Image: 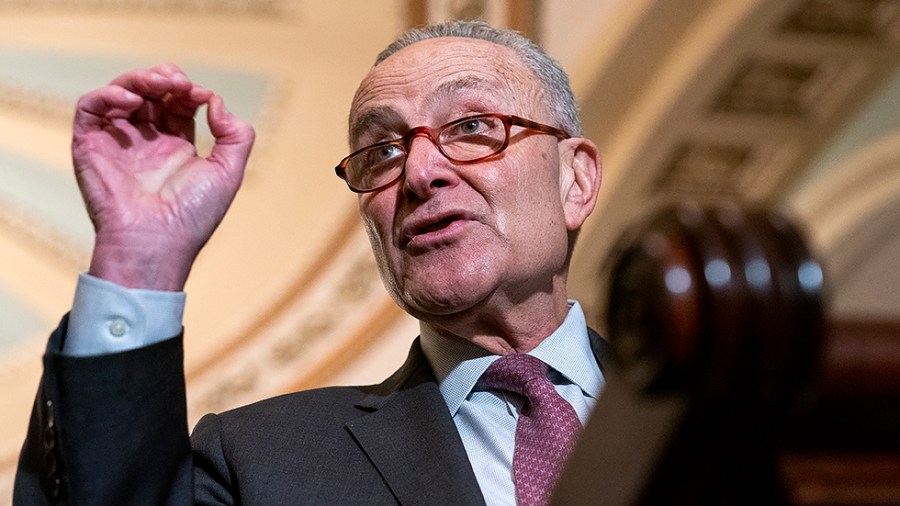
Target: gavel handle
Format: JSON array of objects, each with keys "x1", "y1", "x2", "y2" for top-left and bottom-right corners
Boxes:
[
  {"x1": 785, "y1": 319, "x2": 900, "y2": 452},
  {"x1": 552, "y1": 373, "x2": 688, "y2": 505},
  {"x1": 553, "y1": 369, "x2": 790, "y2": 505},
  {"x1": 819, "y1": 319, "x2": 900, "y2": 398}
]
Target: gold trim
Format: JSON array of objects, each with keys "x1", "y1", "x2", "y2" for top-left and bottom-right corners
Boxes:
[
  {"x1": 0, "y1": 83, "x2": 72, "y2": 123},
  {"x1": 185, "y1": 207, "x2": 363, "y2": 381},
  {"x1": 284, "y1": 297, "x2": 406, "y2": 392},
  {"x1": 0, "y1": 200, "x2": 90, "y2": 270},
  {"x1": 0, "y1": 0, "x2": 297, "y2": 17}
]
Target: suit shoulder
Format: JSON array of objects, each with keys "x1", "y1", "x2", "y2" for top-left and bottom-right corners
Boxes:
[{"x1": 212, "y1": 384, "x2": 378, "y2": 427}]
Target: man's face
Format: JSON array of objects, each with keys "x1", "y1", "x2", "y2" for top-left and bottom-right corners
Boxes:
[{"x1": 349, "y1": 37, "x2": 573, "y2": 322}]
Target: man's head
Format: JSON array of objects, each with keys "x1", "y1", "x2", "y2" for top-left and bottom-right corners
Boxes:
[
  {"x1": 345, "y1": 20, "x2": 600, "y2": 342},
  {"x1": 374, "y1": 20, "x2": 582, "y2": 138}
]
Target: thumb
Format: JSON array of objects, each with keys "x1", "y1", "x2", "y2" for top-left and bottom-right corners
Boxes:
[{"x1": 206, "y1": 94, "x2": 256, "y2": 182}]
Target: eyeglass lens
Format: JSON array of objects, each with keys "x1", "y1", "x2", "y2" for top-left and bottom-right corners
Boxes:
[{"x1": 343, "y1": 115, "x2": 508, "y2": 192}]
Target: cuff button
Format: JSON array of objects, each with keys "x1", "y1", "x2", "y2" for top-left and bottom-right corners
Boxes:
[{"x1": 108, "y1": 317, "x2": 129, "y2": 338}]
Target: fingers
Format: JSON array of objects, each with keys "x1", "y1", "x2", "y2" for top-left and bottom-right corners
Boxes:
[
  {"x1": 206, "y1": 94, "x2": 256, "y2": 182},
  {"x1": 77, "y1": 64, "x2": 215, "y2": 142},
  {"x1": 74, "y1": 65, "x2": 256, "y2": 172},
  {"x1": 74, "y1": 85, "x2": 144, "y2": 132},
  {"x1": 109, "y1": 64, "x2": 211, "y2": 111},
  {"x1": 121, "y1": 65, "x2": 211, "y2": 122}
]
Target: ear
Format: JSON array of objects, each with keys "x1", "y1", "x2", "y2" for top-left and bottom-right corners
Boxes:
[{"x1": 558, "y1": 137, "x2": 601, "y2": 232}]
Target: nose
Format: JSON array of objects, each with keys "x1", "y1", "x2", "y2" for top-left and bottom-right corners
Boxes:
[{"x1": 402, "y1": 133, "x2": 459, "y2": 199}]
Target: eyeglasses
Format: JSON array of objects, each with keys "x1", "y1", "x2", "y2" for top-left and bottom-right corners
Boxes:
[{"x1": 335, "y1": 113, "x2": 570, "y2": 193}]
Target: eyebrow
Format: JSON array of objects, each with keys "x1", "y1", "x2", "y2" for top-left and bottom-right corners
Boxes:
[
  {"x1": 349, "y1": 75, "x2": 497, "y2": 145},
  {"x1": 349, "y1": 106, "x2": 403, "y2": 146}
]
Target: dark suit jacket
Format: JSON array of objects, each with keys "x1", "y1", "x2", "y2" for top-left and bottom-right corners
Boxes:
[{"x1": 15, "y1": 316, "x2": 608, "y2": 505}]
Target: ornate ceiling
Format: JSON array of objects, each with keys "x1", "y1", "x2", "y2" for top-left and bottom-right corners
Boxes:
[{"x1": 1, "y1": 0, "x2": 898, "y2": 500}]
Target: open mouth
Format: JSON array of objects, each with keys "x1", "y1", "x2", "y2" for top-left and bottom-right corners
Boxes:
[
  {"x1": 402, "y1": 213, "x2": 468, "y2": 247},
  {"x1": 415, "y1": 216, "x2": 459, "y2": 235}
]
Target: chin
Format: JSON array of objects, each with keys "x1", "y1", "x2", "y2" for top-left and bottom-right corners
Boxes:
[
  {"x1": 386, "y1": 251, "x2": 502, "y2": 317},
  {"x1": 400, "y1": 291, "x2": 477, "y2": 318},
  {"x1": 394, "y1": 278, "x2": 494, "y2": 321}
]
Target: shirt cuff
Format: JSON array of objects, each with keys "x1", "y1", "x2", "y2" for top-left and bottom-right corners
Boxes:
[{"x1": 63, "y1": 273, "x2": 186, "y2": 357}]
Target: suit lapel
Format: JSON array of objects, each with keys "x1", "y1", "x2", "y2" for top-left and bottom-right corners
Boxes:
[
  {"x1": 345, "y1": 328, "x2": 606, "y2": 505},
  {"x1": 347, "y1": 340, "x2": 485, "y2": 506}
]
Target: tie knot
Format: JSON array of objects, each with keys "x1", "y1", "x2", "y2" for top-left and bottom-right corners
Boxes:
[{"x1": 482, "y1": 354, "x2": 550, "y2": 396}]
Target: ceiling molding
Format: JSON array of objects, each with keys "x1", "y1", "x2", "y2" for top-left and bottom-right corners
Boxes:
[
  {"x1": 0, "y1": 200, "x2": 89, "y2": 270},
  {"x1": 0, "y1": 83, "x2": 71, "y2": 123},
  {"x1": 570, "y1": 0, "x2": 900, "y2": 326},
  {"x1": 185, "y1": 216, "x2": 398, "y2": 421},
  {"x1": 0, "y1": 0, "x2": 299, "y2": 17},
  {"x1": 788, "y1": 128, "x2": 900, "y2": 289}
]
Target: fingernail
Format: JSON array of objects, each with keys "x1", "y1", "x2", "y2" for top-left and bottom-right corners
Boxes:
[{"x1": 123, "y1": 90, "x2": 140, "y2": 100}]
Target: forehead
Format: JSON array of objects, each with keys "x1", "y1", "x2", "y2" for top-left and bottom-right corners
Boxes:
[{"x1": 349, "y1": 37, "x2": 543, "y2": 140}]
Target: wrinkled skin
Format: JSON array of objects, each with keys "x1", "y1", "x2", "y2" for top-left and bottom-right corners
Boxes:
[
  {"x1": 74, "y1": 63, "x2": 255, "y2": 291},
  {"x1": 350, "y1": 38, "x2": 601, "y2": 354}
]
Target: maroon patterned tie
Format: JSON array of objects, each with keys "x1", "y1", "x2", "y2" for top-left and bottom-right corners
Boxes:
[{"x1": 482, "y1": 354, "x2": 583, "y2": 506}]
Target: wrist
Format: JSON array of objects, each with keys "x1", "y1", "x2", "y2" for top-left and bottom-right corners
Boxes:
[{"x1": 89, "y1": 235, "x2": 197, "y2": 291}]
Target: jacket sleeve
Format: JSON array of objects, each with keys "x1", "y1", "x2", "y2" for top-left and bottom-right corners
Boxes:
[{"x1": 14, "y1": 315, "x2": 193, "y2": 505}]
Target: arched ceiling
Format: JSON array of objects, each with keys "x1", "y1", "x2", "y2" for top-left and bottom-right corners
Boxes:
[
  {"x1": 0, "y1": 0, "x2": 406, "y2": 494},
  {"x1": 1, "y1": 1, "x2": 898, "y2": 500},
  {"x1": 566, "y1": 0, "x2": 900, "y2": 327}
]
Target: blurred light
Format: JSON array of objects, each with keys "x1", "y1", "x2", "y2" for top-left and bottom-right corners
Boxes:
[
  {"x1": 665, "y1": 267, "x2": 692, "y2": 294},
  {"x1": 746, "y1": 258, "x2": 771, "y2": 288},
  {"x1": 705, "y1": 258, "x2": 731, "y2": 287},
  {"x1": 798, "y1": 260, "x2": 823, "y2": 292}
]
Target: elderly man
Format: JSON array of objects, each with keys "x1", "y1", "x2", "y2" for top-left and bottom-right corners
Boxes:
[{"x1": 15, "y1": 20, "x2": 603, "y2": 505}]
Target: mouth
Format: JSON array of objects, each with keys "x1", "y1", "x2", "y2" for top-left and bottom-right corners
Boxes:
[
  {"x1": 400, "y1": 212, "x2": 470, "y2": 248},
  {"x1": 415, "y1": 216, "x2": 460, "y2": 234}
]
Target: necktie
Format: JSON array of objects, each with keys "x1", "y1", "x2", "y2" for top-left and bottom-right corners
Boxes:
[{"x1": 482, "y1": 354, "x2": 582, "y2": 506}]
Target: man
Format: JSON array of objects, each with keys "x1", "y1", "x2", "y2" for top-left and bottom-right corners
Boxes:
[{"x1": 15, "y1": 20, "x2": 603, "y2": 505}]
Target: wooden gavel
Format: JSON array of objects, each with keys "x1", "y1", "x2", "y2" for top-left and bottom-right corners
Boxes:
[{"x1": 553, "y1": 202, "x2": 900, "y2": 505}]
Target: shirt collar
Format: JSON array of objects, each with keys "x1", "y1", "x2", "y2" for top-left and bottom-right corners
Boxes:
[{"x1": 419, "y1": 301, "x2": 603, "y2": 416}]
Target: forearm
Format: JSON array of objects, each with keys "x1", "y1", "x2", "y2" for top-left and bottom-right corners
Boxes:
[
  {"x1": 16, "y1": 273, "x2": 191, "y2": 503},
  {"x1": 15, "y1": 319, "x2": 193, "y2": 505}
]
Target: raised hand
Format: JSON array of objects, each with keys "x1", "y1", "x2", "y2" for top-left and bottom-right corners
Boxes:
[{"x1": 72, "y1": 64, "x2": 255, "y2": 291}]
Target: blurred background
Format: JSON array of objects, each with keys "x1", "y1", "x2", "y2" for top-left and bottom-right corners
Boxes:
[{"x1": 1, "y1": 0, "x2": 898, "y2": 501}]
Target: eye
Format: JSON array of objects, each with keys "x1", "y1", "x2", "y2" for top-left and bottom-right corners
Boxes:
[
  {"x1": 458, "y1": 118, "x2": 484, "y2": 134},
  {"x1": 361, "y1": 142, "x2": 404, "y2": 168},
  {"x1": 445, "y1": 116, "x2": 499, "y2": 140},
  {"x1": 375, "y1": 144, "x2": 402, "y2": 161}
]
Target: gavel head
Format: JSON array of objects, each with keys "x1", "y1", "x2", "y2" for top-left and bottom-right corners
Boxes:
[{"x1": 603, "y1": 202, "x2": 826, "y2": 410}]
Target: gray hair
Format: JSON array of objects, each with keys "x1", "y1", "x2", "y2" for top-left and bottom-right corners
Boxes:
[{"x1": 375, "y1": 20, "x2": 582, "y2": 137}]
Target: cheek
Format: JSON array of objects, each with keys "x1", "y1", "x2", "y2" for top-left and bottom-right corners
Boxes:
[
  {"x1": 504, "y1": 149, "x2": 561, "y2": 209},
  {"x1": 359, "y1": 195, "x2": 397, "y2": 256},
  {"x1": 505, "y1": 151, "x2": 567, "y2": 234},
  {"x1": 359, "y1": 192, "x2": 392, "y2": 229},
  {"x1": 360, "y1": 197, "x2": 404, "y2": 292}
]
